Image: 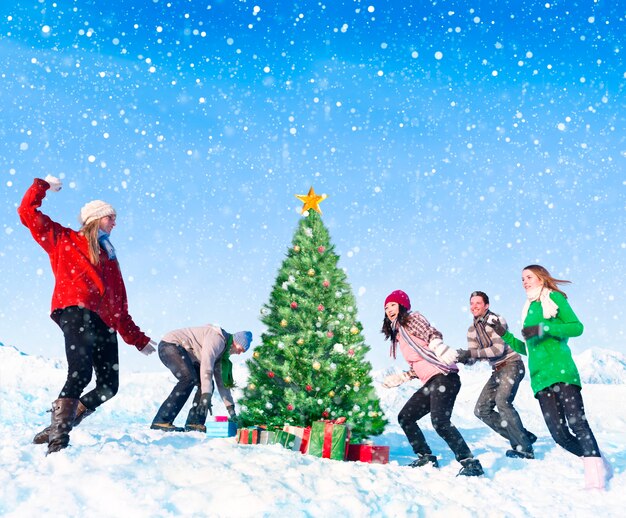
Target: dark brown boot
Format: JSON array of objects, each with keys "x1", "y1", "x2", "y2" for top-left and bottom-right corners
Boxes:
[
  {"x1": 33, "y1": 401, "x2": 94, "y2": 445},
  {"x1": 46, "y1": 398, "x2": 80, "y2": 455}
]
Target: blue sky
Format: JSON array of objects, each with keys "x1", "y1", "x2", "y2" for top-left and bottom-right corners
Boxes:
[{"x1": 1, "y1": 0, "x2": 624, "y2": 372}]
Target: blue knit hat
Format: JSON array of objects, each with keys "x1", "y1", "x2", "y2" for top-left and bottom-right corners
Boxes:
[{"x1": 233, "y1": 331, "x2": 253, "y2": 352}]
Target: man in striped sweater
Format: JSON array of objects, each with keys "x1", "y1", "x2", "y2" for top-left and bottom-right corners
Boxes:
[{"x1": 457, "y1": 291, "x2": 536, "y2": 459}]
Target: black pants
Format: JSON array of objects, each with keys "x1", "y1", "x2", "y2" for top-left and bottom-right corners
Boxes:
[
  {"x1": 152, "y1": 341, "x2": 208, "y2": 426},
  {"x1": 398, "y1": 373, "x2": 473, "y2": 462},
  {"x1": 536, "y1": 382, "x2": 600, "y2": 457},
  {"x1": 52, "y1": 306, "x2": 119, "y2": 410}
]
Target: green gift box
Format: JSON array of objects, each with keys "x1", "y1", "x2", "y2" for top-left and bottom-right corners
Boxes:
[
  {"x1": 307, "y1": 421, "x2": 351, "y2": 461},
  {"x1": 276, "y1": 430, "x2": 297, "y2": 450}
]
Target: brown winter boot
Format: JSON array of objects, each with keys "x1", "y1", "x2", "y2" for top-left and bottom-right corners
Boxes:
[
  {"x1": 46, "y1": 398, "x2": 80, "y2": 455},
  {"x1": 33, "y1": 401, "x2": 94, "y2": 445}
]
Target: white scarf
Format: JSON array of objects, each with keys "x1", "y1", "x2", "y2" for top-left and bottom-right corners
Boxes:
[{"x1": 521, "y1": 286, "x2": 559, "y2": 323}]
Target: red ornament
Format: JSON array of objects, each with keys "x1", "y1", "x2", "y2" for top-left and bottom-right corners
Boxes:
[
  {"x1": 287, "y1": 404, "x2": 294, "y2": 411},
  {"x1": 322, "y1": 280, "x2": 330, "y2": 288},
  {"x1": 317, "y1": 246, "x2": 325, "y2": 253},
  {"x1": 326, "y1": 331, "x2": 334, "y2": 338},
  {"x1": 348, "y1": 349, "x2": 355, "y2": 356},
  {"x1": 317, "y1": 304, "x2": 324, "y2": 312},
  {"x1": 322, "y1": 411, "x2": 329, "y2": 418},
  {"x1": 267, "y1": 371, "x2": 275, "y2": 378},
  {"x1": 306, "y1": 384, "x2": 313, "y2": 392},
  {"x1": 290, "y1": 301, "x2": 298, "y2": 309}
]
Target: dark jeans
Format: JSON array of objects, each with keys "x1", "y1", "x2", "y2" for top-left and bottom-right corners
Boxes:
[
  {"x1": 52, "y1": 306, "x2": 119, "y2": 410},
  {"x1": 474, "y1": 359, "x2": 532, "y2": 452},
  {"x1": 152, "y1": 341, "x2": 208, "y2": 426},
  {"x1": 536, "y1": 382, "x2": 600, "y2": 457},
  {"x1": 398, "y1": 373, "x2": 473, "y2": 462}
]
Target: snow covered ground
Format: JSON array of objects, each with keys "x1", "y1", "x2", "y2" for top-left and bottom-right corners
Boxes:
[{"x1": 1, "y1": 342, "x2": 624, "y2": 517}]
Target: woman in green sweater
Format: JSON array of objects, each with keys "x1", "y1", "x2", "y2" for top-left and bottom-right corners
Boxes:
[{"x1": 489, "y1": 265, "x2": 611, "y2": 489}]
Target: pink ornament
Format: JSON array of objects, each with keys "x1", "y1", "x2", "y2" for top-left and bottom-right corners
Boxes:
[
  {"x1": 318, "y1": 246, "x2": 325, "y2": 253},
  {"x1": 326, "y1": 331, "x2": 334, "y2": 338},
  {"x1": 290, "y1": 301, "x2": 298, "y2": 309},
  {"x1": 322, "y1": 280, "x2": 330, "y2": 288},
  {"x1": 348, "y1": 349, "x2": 355, "y2": 356},
  {"x1": 317, "y1": 304, "x2": 324, "y2": 312},
  {"x1": 287, "y1": 404, "x2": 294, "y2": 411},
  {"x1": 306, "y1": 385, "x2": 313, "y2": 392}
]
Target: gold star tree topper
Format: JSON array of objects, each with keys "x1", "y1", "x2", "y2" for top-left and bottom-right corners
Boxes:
[{"x1": 295, "y1": 186, "x2": 328, "y2": 214}]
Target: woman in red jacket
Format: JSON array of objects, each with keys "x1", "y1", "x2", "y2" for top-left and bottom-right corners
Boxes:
[{"x1": 18, "y1": 175, "x2": 156, "y2": 455}]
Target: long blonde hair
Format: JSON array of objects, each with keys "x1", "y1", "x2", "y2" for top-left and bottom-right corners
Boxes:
[
  {"x1": 80, "y1": 220, "x2": 102, "y2": 265},
  {"x1": 523, "y1": 264, "x2": 571, "y2": 298}
]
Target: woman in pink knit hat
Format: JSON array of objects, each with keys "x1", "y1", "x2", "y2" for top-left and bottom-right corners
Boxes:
[
  {"x1": 381, "y1": 290, "x2": 484, "y2": 477},
  {"x1": 18, "y1": 176, "x2": 156, "y2": 455}
]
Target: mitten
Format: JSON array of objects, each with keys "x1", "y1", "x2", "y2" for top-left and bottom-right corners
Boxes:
[
  {"x1": 522, "y1": 325, "x2": 544, "y2": 340},
  {"x1": 44, "y1": 175, "x2": 62, "y2": 192},
  {"x1": 486, "y1": 318, "x2": 507, "y2": 337},
  {"x1": 382, "y1": 371, "x2": 411, "y2": 388},
  {"x1": 139, "y1": 339, "x2": 157, "y2": 356},
  {"x1": 429, "y1": 338, "x2": 458, "y2": 364},
  {"x1": 456, "y1": 349, "x2": 472, "y2": 364}
]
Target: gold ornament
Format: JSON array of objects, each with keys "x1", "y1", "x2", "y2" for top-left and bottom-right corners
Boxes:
[
  {"x1": 284, "y1": 376, "x2": 292, "y2": 383},
  {"x1": 248, "y1": 383, "x2": 256, "y2": 390},
  {"x1": 297, "y1": 338, "x2": 304, "y2": 345},
  {"x1": 312, "y1": 361, "x2": 321, "y2": 370},
  {"x1": 295, "y1": 186, "x2": 328, "y2": 214},
  {"x1": 293, "y1": 245, "x2": 301, "y2": 253},
  {"x1": 350, "y1": 326, "x2": 359, "y2": 335},
  {"x1": 253, "y1": 351, "x2": 260, "y2": 359},
  {"x1": 307, "y1": 268, "x2": 315, "y2": 277},
  {"x1": 280, "y1": 319, "x2": 288, "y2": 327},
  {"x1": 329, "y1": 390, "x2": 335, "y2": 397},
  {"x1": 354, "y1": 381, "x2": 361, "y2": 387}
]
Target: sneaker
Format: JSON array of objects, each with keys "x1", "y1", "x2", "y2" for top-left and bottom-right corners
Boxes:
[
  {"x1": 457, "y1": 458, "x2": 484, "y2": 477},
  {"x1": 408, "y1": 454, "x2": 439, "y2": 468},
  {"x1": 184, "y1": 424, "x2": 207, "y2": 433},
  {"x1": 506, "y1": 449, "x2": 534, "y2": 459},
  {"x1": 150, "y1": 422, "x2": 184, "y2": 432}
]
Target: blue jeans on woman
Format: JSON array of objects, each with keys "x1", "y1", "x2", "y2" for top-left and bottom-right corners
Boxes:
[
  {"x1": 152, "y1": 341, "x2": 207, "y2": 426},
  {"x1": 474, "y1": 359, "x2": 533, "y2": 454}
]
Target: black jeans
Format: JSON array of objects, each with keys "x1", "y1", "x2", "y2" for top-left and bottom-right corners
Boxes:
[
  {"x1": 52, "y1": 306, "x2": 119, "y2": 410},
  {"x1": 398, "y1": 373, "x2": 473, "y2": 462},
  {"x1": 152, "y1": 341, "x2": 207, "y2": 426},
  {"x1": 536, "y1": 382, "x2": 600, "y2": 457}
]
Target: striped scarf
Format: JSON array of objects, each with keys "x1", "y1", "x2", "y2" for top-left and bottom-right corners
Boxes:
[{"x1": 397, "y1": 324, "x2": 458, "y2": 374}]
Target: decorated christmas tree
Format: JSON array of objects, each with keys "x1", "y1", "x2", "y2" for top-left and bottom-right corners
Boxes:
[{"x1": 238, "y1": 188, "x2": 387, "y2": 441}]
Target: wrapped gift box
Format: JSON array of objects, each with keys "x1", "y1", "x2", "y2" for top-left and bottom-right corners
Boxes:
[
  {"x1": 236, "y1": 427, "x2": 262, "y2": 444},
  {"x1": 346, "y1": 444, "x2": 390, "y2": 464},
  {"x1": 307, "y1": 420, "x2": 351, "y2": 461},
  {"x1": 206, "y1": 421, "x2": 237, "y2": 438},
  {"x1": 283, "y1": 425, "x2": 312, "y2": 454},
  {"x1": 275, "y1": 430, "x2": 298, "y2": 450},
  {"x1": 259, "y1": 429, "x2": 278, "y2": 444}
]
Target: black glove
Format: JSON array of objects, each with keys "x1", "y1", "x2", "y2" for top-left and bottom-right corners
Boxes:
[
  {"x1": 226, "y1": 406, "x2": 243, "y2": 426},
  {"x1": 197, "y1": 393, "x2": 213, "y2": 417},
  {"x1": 486, "y1": 318, "x2": 507, "y2": 337},
  {"x1": 521, "y1": 325, "x2": 544, "y2": 340},
  {"x1": 456, "y1": 349, "x2": 472, "y2": 364}
]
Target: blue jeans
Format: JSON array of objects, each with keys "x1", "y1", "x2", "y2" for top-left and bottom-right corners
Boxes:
[
  {"x1": 536, "y1": 383, "x2": 600, "y2": 457},
  {"x1": 152, "y1": 341, "x2": 208, "y2": 426},
  {"x1": 398, "y1": 373, "x2": 473, "y2": 462},
  {"x1": 474, "y1": 359, "x2": 533, "y2": 452}
]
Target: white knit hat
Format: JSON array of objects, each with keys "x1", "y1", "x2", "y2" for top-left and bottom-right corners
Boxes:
[{"x1": 79, "y1": 200, "x2": 116, "y2": 226}]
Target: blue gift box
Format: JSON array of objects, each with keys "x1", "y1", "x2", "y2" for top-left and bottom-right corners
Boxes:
[{"x1": 206, "y1": 421, "x2": 237, "y2": 438}]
